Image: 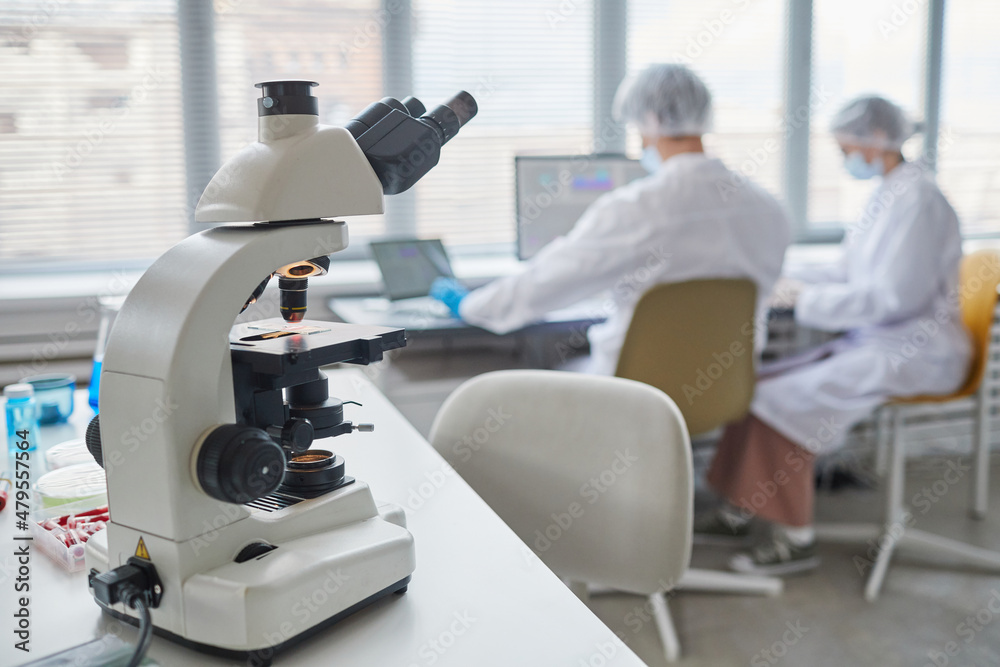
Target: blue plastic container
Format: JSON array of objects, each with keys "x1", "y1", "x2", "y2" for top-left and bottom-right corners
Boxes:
[
  {"x1": 5, "y1": 383, "x2": 39, "y2": 456},
  {"x1": 20, "y1": 373, "x2": 75, "y2": 424}
]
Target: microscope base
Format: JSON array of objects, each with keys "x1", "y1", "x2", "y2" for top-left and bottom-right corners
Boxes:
[
  {"x1": 85, "y1": 489, "x2": 416, "y2": 660},
  {"x1": 96, "y1": 576, "x2": 410, "y2": 667}
]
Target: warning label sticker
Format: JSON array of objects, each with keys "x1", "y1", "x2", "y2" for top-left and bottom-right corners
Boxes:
[{"x1": 135, "y1": 536, "x2": 150, "y2": 560}]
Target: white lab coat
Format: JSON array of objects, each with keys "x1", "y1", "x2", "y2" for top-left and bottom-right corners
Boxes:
[
  {"x1": 460, "y1": 152, "x2": 793, "y2": 375},
  {"x1": 751, "y1": 162, "x2": 972, "y2": 455}
]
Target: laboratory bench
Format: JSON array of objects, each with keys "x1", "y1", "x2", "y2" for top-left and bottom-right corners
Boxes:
[{"x1": 0, "y1": 375, "x2": 645, "y2": 667}]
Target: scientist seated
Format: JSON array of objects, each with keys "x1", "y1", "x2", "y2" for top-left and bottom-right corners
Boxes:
[
  {"x1": 430, "y1": 63, "x2": 792, "y2": 375},
  {"x1": 702, "y1": 95, "x2": 971, "y2": 576}
]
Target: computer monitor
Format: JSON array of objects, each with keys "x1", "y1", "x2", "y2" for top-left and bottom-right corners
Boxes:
[
  {"x1": 515, "y1": 154, "x2": 647, "y2": 260},
  {"x1": 369, "y1": 238, "x2": 455, "y2": 301}
]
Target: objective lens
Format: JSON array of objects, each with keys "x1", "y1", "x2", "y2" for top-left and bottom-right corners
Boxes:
[{"x1": 278, "y1": 277, "x2": 307, "y2": 323}]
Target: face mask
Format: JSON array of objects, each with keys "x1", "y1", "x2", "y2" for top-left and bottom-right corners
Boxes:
[
  {"x1": 843, "y1": 151, "x2": 884, "y2": 180},
  {"x1": 640, "y1": 145, "x2": 663, "y2": 173}
]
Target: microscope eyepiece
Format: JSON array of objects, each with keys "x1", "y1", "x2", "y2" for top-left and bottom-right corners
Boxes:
[
  {"x1": 401, "y1": 96, "x2": 426, "y2": 117},
  {"x1": 420, "y1": 91, "x2": 478, "y2": 146},
  {"x1": 348, "y1": 90, "x2": 478, "y2": 194}
]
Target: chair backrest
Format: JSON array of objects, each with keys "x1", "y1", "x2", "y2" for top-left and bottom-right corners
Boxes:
[
  {"x1": 615, "y1": 278, "x2": 758, "y2": 435},
  {"x1": 956, "y1": 250, "x2": 1000, "y2": 395},
  {"x1": 428, "y1": 369, "x2": 693, "y2": 595}
]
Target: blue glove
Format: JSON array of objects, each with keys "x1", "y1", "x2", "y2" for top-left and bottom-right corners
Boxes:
[{"x1": 430, "y1": 276, "x2": 469, "y2": 317}]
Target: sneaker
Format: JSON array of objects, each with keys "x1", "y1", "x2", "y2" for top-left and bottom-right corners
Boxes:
[
  {"x1": 729, "y1": 533, "x2": 820, "y2": 576},
  {"x1": 692, "y1": 509, "x2": 753, "y2": 546}
]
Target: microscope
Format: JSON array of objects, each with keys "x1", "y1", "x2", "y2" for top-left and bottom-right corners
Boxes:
[{"x1": 82, "y1": 81, "x2": 476, "y2": 663}]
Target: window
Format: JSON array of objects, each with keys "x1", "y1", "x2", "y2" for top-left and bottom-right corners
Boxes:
[
  {"x1": 0, "y1": 1, "x2": 186, "y2": 269},
  {"x1": 409, "y1": 0, "x2": 594, "y2": 249},
  {"x1": 214, "y1": 0, "x2": 387, "y2": 239},
  {"x1": 938, "y1": 1, "x2": 1000, "y2": 237},
  {"x1": 628, "y1": 0, "x2": 786, "y2": 198},
  {"x1": 809, "y1": 0, "x2": 926, "y2": 230},
  {"x1": 2, "y1": 0, "x2": 998, "y2": 278}
]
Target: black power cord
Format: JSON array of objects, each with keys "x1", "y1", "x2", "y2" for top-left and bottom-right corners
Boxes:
[
  {"x1": 120, "y1": 589, "x2": 154, "y2": 667},
  {"x1": 88, "y1": 557, "x2": 163, "y2": 667}
]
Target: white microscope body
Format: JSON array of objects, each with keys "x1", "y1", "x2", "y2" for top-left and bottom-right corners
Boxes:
[{"x1": 83, "y1": 81, "x2": 476, "y2": 662}]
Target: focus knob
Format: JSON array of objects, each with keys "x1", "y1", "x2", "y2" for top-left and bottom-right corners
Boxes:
[
  {"x1": 196, "y1": 424, "x2": 285, "y2": 503},
  {"x1": 86, "y1": 415, "x2": 103, "y2": 468}
]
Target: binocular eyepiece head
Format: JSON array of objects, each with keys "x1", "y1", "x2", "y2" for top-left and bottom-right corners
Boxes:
[
  {"x1": 345, "y1": 90, "x2": 478, "y2": 194},
  {"x1": 251, "y1": 81, "x2": 477, "y2": 195},
  {"x1": 345, "y1": 91, "x2": 477, "y2": 147}
]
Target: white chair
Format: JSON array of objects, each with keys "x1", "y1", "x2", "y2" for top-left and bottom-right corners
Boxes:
[{"x1": 429, "y1": 370, "x2": 693, "y2": 662}]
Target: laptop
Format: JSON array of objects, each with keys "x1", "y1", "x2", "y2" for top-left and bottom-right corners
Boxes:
[{"x1": 369, "y1": 238, "x2": 458, "y2": 315}]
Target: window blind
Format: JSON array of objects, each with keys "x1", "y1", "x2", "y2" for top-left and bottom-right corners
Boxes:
[
  {"x1": 0, "y1": 1, "x2": 187, "y2": 269},
  {"x1": 212, "y1": 0, "x2": 387, "y2": 239},
  {"x1": 809, "y1": 0, "x2": 926, "y2": 229},
  {"x1": 627, "y1": 0, "x2": 786, "y2": 199},
  {"x1": 408, "y1": 0, "x2": 594, "y2": 249},
  {"x1": 938, "y1": 1, "x2": 1000, "y2": 236}
]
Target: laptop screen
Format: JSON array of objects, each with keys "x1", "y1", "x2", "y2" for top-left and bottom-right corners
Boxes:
[{"x1": 369, "y1": 239, "x2": 455, "y2": 301}]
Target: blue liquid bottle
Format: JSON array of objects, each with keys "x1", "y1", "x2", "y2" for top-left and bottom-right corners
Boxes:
[{"x1": 5, "y1": 383, "x2": 39, "y2": 457}]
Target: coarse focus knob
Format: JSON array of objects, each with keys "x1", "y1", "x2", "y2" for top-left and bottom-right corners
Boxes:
[
  {"x1": 86, "y1": 415, "x2": 103, "y2": 468},
  {"x1": 196, "y1": 424, "x2": 285, "y2": 504}
]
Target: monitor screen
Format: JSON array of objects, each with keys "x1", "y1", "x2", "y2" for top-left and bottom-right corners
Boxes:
[
  {"x1": 515, "y1": 155, "x2": 647, "y2": 260},
  {"x1": 369, "y1": 239, "x2": 455, "y2": 301}
]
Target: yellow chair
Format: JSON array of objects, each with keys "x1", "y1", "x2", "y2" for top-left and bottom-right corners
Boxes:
[
  {"x1": 817, "y1": 249, "x2": 1000, "y2": 601},
  {"x1": 616, "y1": 278, "x2": 758, "y2": 435},
  {"x1": 616, "y1": 278, "x2": 784, "y2": 598}
]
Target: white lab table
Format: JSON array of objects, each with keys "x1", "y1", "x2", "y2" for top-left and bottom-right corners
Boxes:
[{"x1": 1, "y1": 373, "x2": 644, "y2": 667}]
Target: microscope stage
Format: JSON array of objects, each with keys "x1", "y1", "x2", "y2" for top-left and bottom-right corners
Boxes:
[{"x1": 230, "y1": 318, "x2": 406, "y2": 376}]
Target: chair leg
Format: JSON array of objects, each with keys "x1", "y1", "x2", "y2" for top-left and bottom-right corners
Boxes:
[
  {"x1": 677, "y1": 568, "x2": 783, "y2": 597},
  {"x1": 971, "y1": 390, "x2": 991, "y2": 520},
  {"x1": 649, "y1": 590, "x2": 680, "y2": 663},
  {"x1": 864, "y1": 524, "x2": 900, "y2": 602},
  {"x1": 874, "y1": 406, "x2": 892, "y2": 476},
  {"x1": 863, "y1": 406, "x2": 907, "y2": 601}
]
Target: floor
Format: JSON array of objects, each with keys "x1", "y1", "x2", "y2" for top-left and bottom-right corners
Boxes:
[
  {"x1": 588, "y1": 459, "x2": 1000, "y2": 667},
  {"x1": 371, "y1": 349, "x2": 1000, "y2": 667}
]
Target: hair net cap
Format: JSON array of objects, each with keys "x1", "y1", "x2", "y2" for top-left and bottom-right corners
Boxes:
[
  {"x1": 830, "y1": 95, "x2": 914, "y2": 150},
  {"x1": 613, "y1": 64, "x2": 713, "y2": 138}
]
